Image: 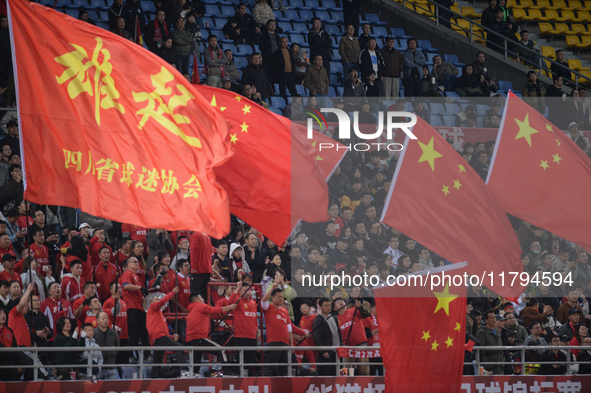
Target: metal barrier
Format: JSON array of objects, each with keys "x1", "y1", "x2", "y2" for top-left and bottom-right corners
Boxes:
[
  {"x1": 398, "y1": 0, "x2": 591, "y2": 87},
  {"x1": 1, "y1": 344, "x2": 590, "y2": 380}
]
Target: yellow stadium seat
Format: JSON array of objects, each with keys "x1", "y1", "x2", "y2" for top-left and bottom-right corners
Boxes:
[
  {"x1": 536, "y1": 0, "x2": 553, "y2": 8},
  {"x1": 556, "y1": 10, "x2": 576, "y2": 21},
  {"x1": 585, "y1": 0, "x2": 591, "y2": 8},
  {"x1": 550, "y1": 0, "x2": 568, "y2": 9},
  {"x1": 550, "y1": 22, "x2": 571, "y2": 34},
  {"x1": 513, "y1": 0, "x2": 535, "y2": 9},
  {"x1": 574, "y1": 11, "x2": 591, "y2": 22},
  {"x1": 471, "y1": 32, "x2": 487, "y2": 44},
  {"x1": 450, "y1": 5, "x2": 461, "y2": 14},
  {"x1": 526, "y1": 9, "x2": 544, "y2": 19},
  {"x1": 405, "y1": 2, "x2": 414, "y2": 11},
  {"x1": 541, "y1": 46, "x2": 557, "y2": 59},
  {"x1": 565, "y1": 35, "x2": 589, "y2": 48},
  {"x1": 506, "y1": 0, "x2": 518, "y2": 7},
  {"x1": 416, "y1": 4, "x2": 434, "y2": 16},
  {"x1": 542, "y1": 9, "x2": 560, "y2": 20},
  {"x1": 580, "y1": 70, "x2": 591, "y2": 82},
  {"x1": 570, "y1": 24, "x2": 588, "y2": 35},
  {"x1": 454, "y1": 18, "x2": 471, "y2": 30},
  {"x1": 567, "y1": 0, "x2": 584, "y2": 10},
  {"x1": 513, "y1": 8, "x2": 528, "y2": 20},
  {"x1": 461, "y1": 6, "x2": 481, "y2": 18},
  {"x1": 567, "y1": 59, "x2": 591, "y2": 71},
  {"x1": 538, "y1": 22, "x2": 554, "y2": 34}
]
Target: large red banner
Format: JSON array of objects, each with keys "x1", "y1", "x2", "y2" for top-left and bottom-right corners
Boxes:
[{"x1": 0, "y1": 376, "x2": 589, "y2": 393}]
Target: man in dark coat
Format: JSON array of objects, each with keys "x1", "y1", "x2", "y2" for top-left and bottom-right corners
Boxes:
[
  {"x1": 271, "y1": 37, "x2": 297, "y2": 99},
  {"x1": 308, "y1": 17, "x2": 333, "y2": 72}
]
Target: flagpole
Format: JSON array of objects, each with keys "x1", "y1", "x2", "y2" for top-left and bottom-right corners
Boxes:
[
  {"x1": 25, "y1": 200, "x2": 34, "y2": 346},
  {"x1": 485, "y1": 91, "x2": 512, "y2": 185},
  {"x1": 379, "y1": 133, "x2": 410, "y2": 224},
  {"x1": 175, "y1": 264, "x2": 178, "y2": 336}
]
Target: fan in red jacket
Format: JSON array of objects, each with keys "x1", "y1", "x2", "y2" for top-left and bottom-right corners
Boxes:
[
  {"x1": 61, "y1": 260, "x2": 85, "y2": 303},
  {"x1": 89, "y1": 230, "x2": 115, "y2": 267},
  {"x1": 121, "y1": 224, "x2": 148, "y2": 255},
  {"x1": 40, "y1": 282, "x2": 74, "y2": 342},
  {"x1": 185, "y1": 292, "x2": 237, "y2": 374},
  {"x1": 334, "y1": 298, "x2": 371, "y2": 376},
  {"x1": 93, "y1": 246, "x2": 120, "y2": 301},
  {"x1": 295, "y1": 301, "x2": 317, "y2": 371},
  {"x1": 229, "y1": 282, "x2": 259, "y2": 375},
  {"x1": 189, "y1": 232, "x2": 213, "y2": 300},
  {"x1": 146, "y1": 287, "x2": 187, "y2": 378},
  {"x1": 261, "y1": 283, "x2": 309, "y2": 376},
  {"x1": 0, "y1": 254, "x2": 22, "y2": 289}
]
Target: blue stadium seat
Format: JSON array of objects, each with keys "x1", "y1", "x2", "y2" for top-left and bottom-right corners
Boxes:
[
  {"x1": 445, "y1": 103, "x2": 461, "y2": 115},
  {"x1": 281, "y1": 9, "x2": 300, "y2": 21},
  {"x1": 306, "y1": 0, "x2": 327, "y2": 10},
  {"x1": 39, "y1": 0, "x2": 54, "y2": 6},
  {"x1": 203, "y1": 18, "x2": 214, "y2": 29},
  {"x1": 363, "y1": 13, "x2": 387, "y2": 26},
  {"x1": 331, "y1": 49, "x2": 341, "y2": 61},
  {"x1": 96, "y1": 22, "x2": 109, "y2": 30},
  {"x1": 67, "y1": 0, "x2": 86, "y2": 9},
  {"x1": 296, "y1": 85, "x2": 309, "y2": 96},
  {"x1": 374, "y1": 37, "x2": 383, "y2": 48},
  {"x1": 477, "y1": 116, "x2": 484, "y2": 127},
  {"x1": 273, "y1": 10, "x2": 283, "y2": 20},
  {"x1": 373, "y1": 27, "x2": 388, "y2": 38},
  {"x1": 430, "y1": 115, "x2": 443, "y2": 126},
  {"x1": 223, "y1": 43, "x2": 238, "y2": 53},
  {"x1": 330, "y1": 62, "x2": 343, "y2": 75},
  {"x1": 270, "y1": 107, "x2": 284, "y2": 116},
  {"x1": 328, "y1": 87, "x2": 336, "y2": 97},
  {"x1": 442, "y1": 116, "x2": 455, "y2": 127},
  {"x1": 475, "y1": 105, "x2": 489, "y2": 116},
  {"x1": 138, "y1": 1, "x2": 154, "y2": 13},
  {"x1": 299, "y1": 10, "x2": 314, "y2": 21},
  {"x1": 201, "y1": 30, "x2": 209, "y2": 41},
  {"x1": 391, "y1": 27, "x2": 412, "y2": 39},
  {"x1": 222, "y1": 6, "x2": 235, "y2": 17},
  {"x1": 429, "y1": 103, "x2": 446, "y2": 116},
  {"x1": 323, "y1": 0, "x2": 341, "y2": 11},
  {"x1": 234, "y1": 57, "x2": 248, "y2": 68},
  {"x1": 211, "y1": 30, "x2": 224, "y2": 39},
  {"x1": 319, "y1": 97, "x2": 334, "y2": 107},
  {"x1": 205, "y1": 5, "x2": 220, "y2": 16},
  {"x1": 498, "y1": 80, "x2": 513, "y2": 93},
  {"x1": 289, "y1": 34, "x2": 308, "y2": 47},
  {"x1": 314, "y1": 11, "x2": 331, "y2": 22},
  {"x1": 329, "y1": 74, "x2": 339, "y2": 86},
  {"x1": 329, "y1": 12, "x2": 343, "y2": 23},
  {"x1": 394, "y1": 40, "x2": 407, "y2": 51},
  {"x1": 64, "y1": 9, "x2": 78, "y2": 17},
  {"x1": 291, "y1": 23, "x2": 308, "y2": 33},
  {"x1": 325, "y1": 24, "x2": 340, "y2": 36},
  {"x1": 290, "y1": 0, "x2": 310, "y2": 10},
  {"x1": 443, "y1": 54, "x2": 466, "y2": 67},
  {"x1": 336, "y1": 87, "x2": 344, "y2": 96},
  {"x1": 237, "y1": 44, "x2": 254, "y2": 56},
  {"x1": 278, "y1": 22, "x2": 293, "y2": 32},
  {"x1": 271, "y1": 97, "x2": 287, "y2": 109},
  {"x1": 214, "y1": 18, "x2": 226, "y2": 28},
  {"x1": 55, "y1": 0, "x2": 73, "y2": 9},
  {"x1": 417, "y1": 40, "x2": 439, "y2": 53}
]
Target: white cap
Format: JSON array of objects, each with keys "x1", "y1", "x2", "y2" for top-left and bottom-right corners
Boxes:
[
  {"x1": 569, "y1": 121, "x2": 579, "y2": 128},
  {"x1": 79, "y1": 222, "x2": 91, "y2": 230}
]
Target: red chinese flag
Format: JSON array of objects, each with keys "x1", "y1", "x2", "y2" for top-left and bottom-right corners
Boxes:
[
  {"x1": 380, "y1": 117, "x2": 524, "y2": 297},
  {"x1": 374, "y1": 263, "x2": 468, "y2": 393},
  {"x1": 8, "y1": 0, "x2": 233, "y2": 238},
  {"x1": 191, "y1": 52, "x2": 199, "y2": 85},
  {"x1": 487, "y1": 92, "x2": 591, "y2": 252},
  {"x1": 194, "y1": 86, "x2": 330, "y2": 245}
]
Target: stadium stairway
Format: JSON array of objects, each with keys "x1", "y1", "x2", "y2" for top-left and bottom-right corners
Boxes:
[{"x1": 369, "y1": 0, "x2": 557, "y2": 90}]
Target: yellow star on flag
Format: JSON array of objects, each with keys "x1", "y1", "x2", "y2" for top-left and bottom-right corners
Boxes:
[
  {"x1": 454, "y1": 322, "x2": 461, "y2": 331},
  {"x1": 242, "y1": 104, "x2": 251, "y2": 115},
  {"x1": 552, "y1": 153, "x2": 562, "y2": 164},
  {"x1": 453, "y1": 179, "x2": 462, "y2": 191},
  {"x1": 433, "y1": 284, "x2": 459, "y2": 316},
  {"x1": 311, "y1": 141, "x2": 323, "y2": 161},
  {"x1": 445, "y1": 336, "x2": 454, "y2": 348},
  {"x1": 514, "y1": 114, "x2": 539, "y2": 147},
  {"x1": 442, "y1": 185, "x2": 450, "y2": 196},
  {"x1": 556, "y1": 139, "x2": 561, "y2": 147},
  {"x1": 458, "y1": 164, "x2": 466, "y2": 173},
  {"x1": 234, "y1": 95, "x2": 242, "y2": 102},
  {"x1": 546, "y1": 123, "x2": 553, "y2": 131},
  {"x1": 230, "y1": 134, "x2": 238, "y2": 144},
  {"x1": 431, "y1": 340, "x2": 439, "y2": 351},
  {"x1": 421, "y1": 331, "x2": 431, "y2": 342},
  {"x1": 210, "y1": 95, "x2": 226, "y2": 112},
  {"x1": 540, "y1": 160, "x2": 549, "y2": 170},
  {"x1": 240, "y1": 122, "x2": 249, "y2": 133},
  {"x1": 417, "y1": 137, "x2": 443, "y2": 172}
]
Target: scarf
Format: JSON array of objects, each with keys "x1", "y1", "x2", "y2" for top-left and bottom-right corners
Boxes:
[
  {"x1": 153, "y1": 19, "x2": 168, "y2": 43},
  {"x1": 203, "y1": 46, "x2": 226, "y2": 77}
]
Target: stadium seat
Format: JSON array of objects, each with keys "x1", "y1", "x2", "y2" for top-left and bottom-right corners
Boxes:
[
  {"x1": 550, "y1": 0, "x2": 568, "y2": 9},
  {"x1": 306, "y1": 0, "x2": 327, "y2": 11},
  {"x1": 524, "y1": 9, "x2": 544, "y2": 20},
  {"x1": 296, "y1": 85, "x2": 308, "y2": 96},
  {"x1": 541, "y1": 9, "x2": 560, "y2": 20},
  {"x1": 417, "y1": 40, "x2": 439, "y2": 53},
  {"x1": 498, "y1": 80, "x2": 514, "y2": 93},
  {"x1": 291, "y1": 0, "x2": 311, "y2": 10},
  {"x1": 329, "y1": 12, "x2": 344, "y2": 23},
  {"x1": 566, "y1": 35, "x2": 591, "y2": 49},
  {"x1": 299, "y1": 10, "x2": 314, "y2": 21},
  {"x1": 289, "y1": 34, "x2": 308, "y2": 47},
  {"x1": 430, "y1": 116, "x2": 443, "y2": 126},
  {"x1": 336, "y1": 87, "x2": 344, "y2": 96},
  {"x1": 570, "y1": 24, "x2": 590, "y2": 35},
  {"x1": 394, "y1": 39, "x2": 407, "y2": 51},
  {"x1": 331, "y1": 49, "x2": 341, "y2": 61},
  {"x1": 64, "y1": 9, "x2": 78, "y2": 17},
  {"x1": 373, "y1": 27, "x2": 388, "y2": 37},
  {"x1": 364, "y1": 13, "x2": 387, "y2": 26},
  {"x1": 278, "y1": 22, "x2": 293, "y2": 32},
  {"x1": 512, "y1": 0, "x2": 535, "y2": 9},
  {"x1": 96, "y1": 22, "x2": 109, "y2": 30},
  {"x1": 460, "y1": 6, "x2": 481, "y2": 18},
  {"x1": 429, "y1": 103, "x2": 445, "y2": 116},
  {"x1": 97, "y1": 11, "x2": 108, "y2": 21},
  {"x1": 330, "y1": 62, "x2": 343, "y2": 75},
  {"x1": 391, "y1": 27, "x2": 412, "y2": 39},
  {"x1": 442, "y1": 116, "x2": 456, "y2": 127},
  {"x1": 269, "y1": 107, "x2": 283, "y2": 116},
  {"x1": 271, "y1": 97, "x2": 287, "y2": 109},
  {"x1": 291, "y1": 23, "x2": 308, "y2": 33},
  {"x1": 221, "y1": 6, "x2": 234, "y2": 17},
  {"x1": 556, "y1": 10, "x2": 576, "y2": 22},
  {"x1": 204, "y1": 5, "x2": 219, "y2": 16},
  {"x1": 234, "y1": 57, "x2": 248, "y2": 68},
  {"x1": 477, "y1": 116, "x2": 484, "y2": 127},
  {"x1": 315, "y1": 11, "x2": 332, "y2": 22},
  {"x1": 54, "y1": 0, "x2": 72, "y2": 8},
  {"x1": 541, "y1": 46, "x2": 557, "y2": 59},
  {"x1": 538, "y1": 22, "x2": 553, "y2": 35},
  {"x1": 329, "y1": 74, "x2": 339, "y2": 86},
  {"x1": 328, "y1": 87, "x2": 337, "y2": 96},
  {"x1": 574, "y1": 11, "x2": 591, "y2": 22},
  {"x1": 444, "y1": 54, "x2": 466, "y2": 67},
  {"x1": 237, "y1": 44, "x2": 253, "y2": 56},
  {"x1": 535, "y1": 0, "x2": 553, "y2": 8},
  {"x1": 567, "y1": 59, "x2": 591, "y2": 72},
  {"x1": 325, "y1": 25, "x2": 341, "y2": 36},
  {"x1": 213, "y1": 19, "x2": 226, "y2": 28},
  {"x1": 323, "y1": 0, "x2": 342, "y2": 11},
  {"x1": 425, "y1": 53, "x2": 439, "y2": 65},
  {"x1": 548, "y1": 23, "x2": 570, "y2": 35},
  {"x1": 67, "y1": 0, "x2": 86, "y2": 9},
  {"x1": 512, "y1": 8, "x2": 528, "y2": 21},
  {"x1": 87, "y1": 0, "x2": 108, "y2": 11},
  {"x1": 445, "y1": 103, "x2": 461, "y2": 115},
  {"x1": 567, "y1": 0, "x2": 584, "y2": 9},
  {"x1": 280, "y1": 9, "x2": 300, "y2": 21},
  {"x1": 203, "y1": 18, "x2": 214, "y2": 29}
]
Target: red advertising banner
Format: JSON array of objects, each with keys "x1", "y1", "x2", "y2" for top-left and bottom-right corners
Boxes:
[
  {"x1": 336, "y1": 347, "x2": 381, "y2": 358},
  {"x1": 1, "y1": 376, "x2": 589, "y2": 393}
]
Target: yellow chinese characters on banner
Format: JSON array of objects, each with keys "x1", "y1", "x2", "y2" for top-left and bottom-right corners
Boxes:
[
  {"x1": 54, "y1": 38, "x2": 124, "y2": 126},
  {"x1": 63, "y1": 148, "x2": 202, "y2": 199}
]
